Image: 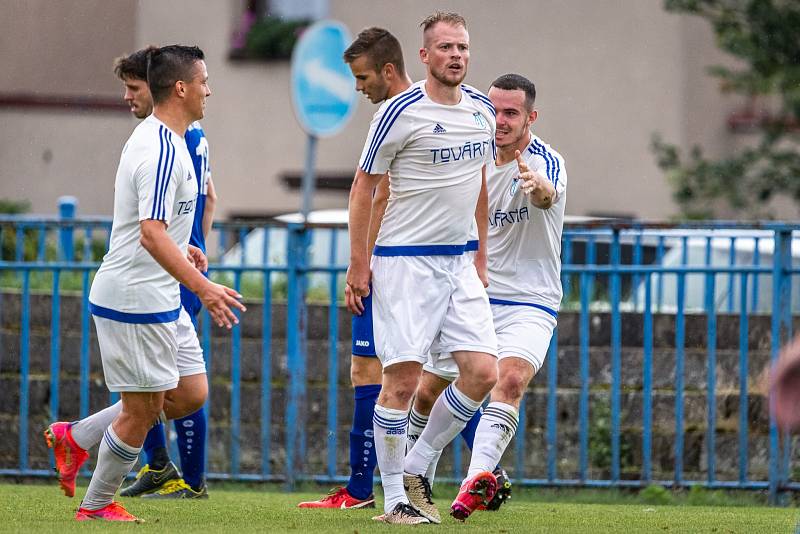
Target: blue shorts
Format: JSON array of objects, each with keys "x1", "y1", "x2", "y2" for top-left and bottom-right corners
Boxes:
[{"x1": 352, "y1": 291, "x2": 377, "y2": 357}]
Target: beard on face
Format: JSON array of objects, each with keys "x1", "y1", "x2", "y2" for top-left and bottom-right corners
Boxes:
[
  {"x1": 431, "y1": 65, "x2": 465, "y2": 88},
  {"x1": 370, "y1": 83, "x2": 390, "y2": 104},
  {"x1": 496, "y1": 123, "x2": 528, "y2": 149}
]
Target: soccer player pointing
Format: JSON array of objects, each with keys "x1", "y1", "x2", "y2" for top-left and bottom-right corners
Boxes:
[
  {"x1": 347, "y1": 12, "x2": 498, "y2": 525},
  {"x1": 455, "y1": 73, "x2": 566, "y2": 520}
]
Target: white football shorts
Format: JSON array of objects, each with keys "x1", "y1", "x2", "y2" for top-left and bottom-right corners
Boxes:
[
  {"x1": 94, "y1": 316, "x2": 180, "y2": 392},
  {"x1": 424, "y1": 302, "x2": 557, "y2": 379},
  {"x1": 176, "y1": 307, "x2": 207, "y2": 377},
  {"x1": 371, "y1": 253, "x2": 497, "y2": 368}
]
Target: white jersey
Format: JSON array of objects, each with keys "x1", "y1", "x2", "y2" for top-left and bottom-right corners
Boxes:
[
  {"x1": 359, "y1": 81, "x2": 495, "y2": 255},
  {"x1": 90, "y1": 115, "x2": 198, "y2": 322},
  {"x1": 487, "y1": 133, "x2": 567, "y2": 316}
]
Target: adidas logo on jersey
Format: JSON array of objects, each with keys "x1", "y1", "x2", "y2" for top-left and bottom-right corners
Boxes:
[{"x1": 432, "y1": 123, "x2": 447, "y2": 134}]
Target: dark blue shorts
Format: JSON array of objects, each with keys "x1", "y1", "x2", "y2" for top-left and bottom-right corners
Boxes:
[{"x1": 351, "y1": 291, "x2": 377, "y2": 357}]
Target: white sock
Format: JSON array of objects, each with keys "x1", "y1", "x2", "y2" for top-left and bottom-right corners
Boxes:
[
  {"x1": 427, "y1": 450, "x2": 443, "y2": 486},
  {"x1": 465, "y1": 401, "x2": 519, "y2": 479},
  {"x1": 80, "y1": 425, "x2": 141, "y2": 510},
  {"x1": 406, "y1": 407, "x2": 429, "y2": 454},
  {"x1": 373, "y1": 404, "x2": 409, "y2": 514},
  {"x1": 404, "y1": 383, "x2": 482, "y2": 476},
  {"x1": 70, "y1": 401, "x2": 123, "y2": 450},
  {"x1": 408, "y1": 408, "x2": 442, "y2": 486}
]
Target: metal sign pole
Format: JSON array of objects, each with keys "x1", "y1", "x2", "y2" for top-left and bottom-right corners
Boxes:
[{"x1": 301, "y1": 134, "x2": 318, "y2": 221}]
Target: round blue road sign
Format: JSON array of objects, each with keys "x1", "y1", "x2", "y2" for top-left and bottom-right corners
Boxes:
[{"x1": 290, "y1": 20, "x2": 358, "y2": 137}]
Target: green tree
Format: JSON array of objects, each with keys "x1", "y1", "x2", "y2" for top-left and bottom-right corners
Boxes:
[{"x1": 653, "y1": 0, "x2": 800, "y2": 219}]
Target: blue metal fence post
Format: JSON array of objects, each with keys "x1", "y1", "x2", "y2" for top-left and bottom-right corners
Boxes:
[
  {"x1": 738, "y1": 272, "x2": 749, "y2": 484},
  {"x1": 610, "y1": 229, "x2": 622, "y2": 483},
  {"x1": 546, "y1": 330, "x2": 558, "y2": 482},
  {"x1": 578, "y1": 238, "x2": 595, "y2": 482},
  {"x1": 19, "y1": 270, "x2": 31, "y2": 472},
  {"x1": 261, "y1": 228, "x2": 273, "y2": 478},
  {"x1": 642, "y1": 272, "x2": 653, "y2": 483},
  {"x1": 704, "y1": 244, "x2": 717, "y2": 486},
  {"x1": 326, "y1": 229, "x2": 339, "y2": 481},
  {"x1": 285, "y1": 223, "x2": 309, "y2": 489},
  {"x1": 49, "y1": 270, "x2": 61, "y2": 427},
  {"x1": 674, "y1": 239, "x2": 688, "y2": 487},
  {"x1": 768, "y1": 228, "x2": 792, "y2": 504},
  {"x1": 58, "y1": 196, "x2": 77, "y2": 261}
]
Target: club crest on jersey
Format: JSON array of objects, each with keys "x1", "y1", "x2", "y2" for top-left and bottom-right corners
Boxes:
[
  {"x1": 510, "y1": 178, "x2": 520, "y2": 197},
  {"x1": 473, "y1": 112, "x2": 488, "y2": 129},
  {"x1": 432, "y1": 123, "x2": 447, "y2": 134}
]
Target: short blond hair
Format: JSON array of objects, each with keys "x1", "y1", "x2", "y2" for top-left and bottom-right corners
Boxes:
[{"x1": 420, "y1": 11, "x2": 467, "y2": 34}]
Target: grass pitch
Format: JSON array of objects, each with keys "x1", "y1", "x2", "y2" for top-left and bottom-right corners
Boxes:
[{"x1": 0, "y1": 482, "x2": 796, "y2": 533}]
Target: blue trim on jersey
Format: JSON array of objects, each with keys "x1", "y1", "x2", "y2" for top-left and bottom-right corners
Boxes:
[
  {"x1": 361, "y1": 88, "x2": 424, "y2": 173},
  {"x1": 89, "y1": 302, "x2": 181, "y2": 324},
  {"x1": 465, "y1": 240, "x2": 479, "y2": 252},
  {"x1": 533, "y1": 138, "x2": 559, "y2": 185},
  {"x1": 462, "y1": 86, "x2": 496, "y2": 116},
  {"x1": 151, "y1": 127, "x2": 165, "y2": 219},
  {"x1": 488, "y1": 298, "x2": 559, "y2": 318},
  {"x1": 155, "y1": 127, "x2": 168, "y2": 220},
  {"x1": 151, "y1": 127, "x2": 175, "y2": 220},
  {"x1": 373, "y1": 243, "x2": 466, "y2": 256},
  {"x1": 361, "y1": 86, "x2": 422, "y2": 170},
  {"x1": 159, "y1": 130, "x2": 176, "y2": 220},
  {"x1": 527, "y1": 139, "x2": 560, "y2": 186}
]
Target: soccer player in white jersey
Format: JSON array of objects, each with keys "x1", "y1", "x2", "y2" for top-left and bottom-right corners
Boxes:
[
  {"x1": 452, "y1": 73, "x2": 566, "y2": 520},
  {"x1": 346, "y1": 12, "x2": 499, "y2": 525},
  {"x1": 298, "y1": 27, "x2": 411, "y2": 510},
  {"x1": 47, "y1": 45, "x2": 244, "y2": 522},
  {"x1": 44, "y1": 47, "x2": 218, "y2": 503}
]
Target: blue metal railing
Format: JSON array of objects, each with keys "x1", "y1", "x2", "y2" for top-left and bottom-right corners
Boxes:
[{"x1": 0, "y1": 210, "x2": 798, "y2": 503}]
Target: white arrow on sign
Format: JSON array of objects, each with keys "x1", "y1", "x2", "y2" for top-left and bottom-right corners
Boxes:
[{"x1": 302, "y1": 57, "x2": 352, "y2": 102}]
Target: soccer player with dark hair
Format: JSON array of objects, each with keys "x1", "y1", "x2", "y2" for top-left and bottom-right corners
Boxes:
[
  {"x1": 112, "y1": 45, "x2": 217, "y2": 500},
  {"x1": 298, "y1": 26, "x2": 412, "y2": 510},
  {"x1": 45, "y1": 45, "x2": 243, "y2": 522},
  {"x1": 449, "y1": 72, "x2": 564, "y2": 520}
]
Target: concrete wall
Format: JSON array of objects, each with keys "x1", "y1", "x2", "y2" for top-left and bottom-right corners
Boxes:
[{"x1": 0, "y1": 0, "x2": 775, "y2": 220}]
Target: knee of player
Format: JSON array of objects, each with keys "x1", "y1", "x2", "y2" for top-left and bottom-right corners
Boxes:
[
  {"x1": 185, "y1": 388, "x2": 208, "y2": 413},
  {"x1": 378, "y1": 383, "x2": 416, "y2": 408},
  {"x1": 473, "y1": 362, "x2": 498, "y2": 390},
  {"x1": 413, "y1": 386, "x2": 439, "y2": 413},
  {"x1": 496, "y1": 372, "x2": 528, "y2": 403},
  {"x1": 121, "y1": 401, "x2": 163, "y2": 427}
]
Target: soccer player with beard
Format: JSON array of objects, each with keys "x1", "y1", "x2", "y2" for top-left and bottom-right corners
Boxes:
[{"x1": 346, "y1": 12, "x2": 498, "y2": 525}]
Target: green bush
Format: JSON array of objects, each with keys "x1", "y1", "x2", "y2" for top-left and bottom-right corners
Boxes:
[
  {"x1": 0, "y1": 198, "x2": 30, "y2": 215},
  {"x1": 244, "y1": 16, "x2": 309, "y2": 60}
]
